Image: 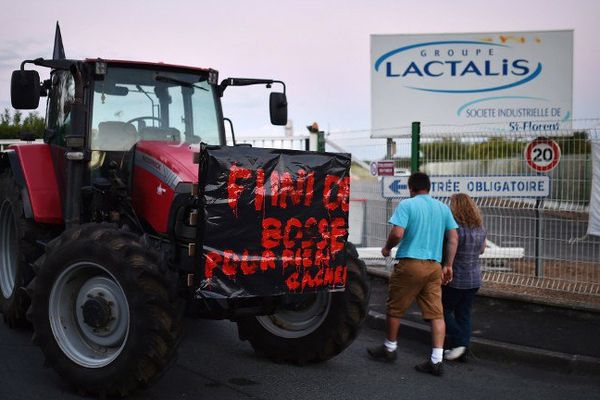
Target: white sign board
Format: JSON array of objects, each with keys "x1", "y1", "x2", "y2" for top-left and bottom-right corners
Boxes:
[
  {"x1": 382, "y1": 176, "x2": 550, "y2": 198},
  {"x1": 376, "y1": 160, "x2": 395, "y2": 176},
  {"x1": 371, "y1": 30, "x2": 573, "y2": 136},
  {"x1": 348, "y1": 199, "x2": 366, "y2": 244}
]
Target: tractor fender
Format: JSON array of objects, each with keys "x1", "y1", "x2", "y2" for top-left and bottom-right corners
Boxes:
[
  {"x1": 3, "y1": 144, "x2": 62, "y2": 224},
  {"x1": 1, "y1": 150, "x2": 33, "y2": 219}
]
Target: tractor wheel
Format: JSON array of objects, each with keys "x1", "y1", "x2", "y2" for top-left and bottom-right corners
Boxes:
[
  {"x1": 0, "y1": 170, "x2": 54, "y2": 328},
  {"x1": 237, "y1": 242, "x2": 370, "y2": 363},
  {"x1": 29, "y1": 224, "x2": 183, "y2": 396}
]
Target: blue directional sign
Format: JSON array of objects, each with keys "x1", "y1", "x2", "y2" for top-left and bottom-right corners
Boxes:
[
  {"x1": 382, "y1": 176, "x2": 550, "y2": 198},
  {"x1": 388, "y1": 180, "x2": 408, "y2": 194}
]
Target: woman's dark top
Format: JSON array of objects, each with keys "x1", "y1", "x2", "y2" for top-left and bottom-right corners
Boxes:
[{"x1": 450, "y1": 225, "x2": 487, "y2": 289}]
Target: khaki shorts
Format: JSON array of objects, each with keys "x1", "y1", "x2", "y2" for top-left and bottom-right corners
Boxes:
[{"x1": 386, "y1": 258, "x2": 443, "y2": 320}]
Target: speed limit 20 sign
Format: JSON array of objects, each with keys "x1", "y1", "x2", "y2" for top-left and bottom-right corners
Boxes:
[{"x1": 524, "y1": 138, "x2": 561, "y2": 173}]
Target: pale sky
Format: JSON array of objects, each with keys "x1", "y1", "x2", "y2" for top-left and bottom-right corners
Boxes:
[{"x1": 1, "y1": 0, "x2": 598, "y2": 145}]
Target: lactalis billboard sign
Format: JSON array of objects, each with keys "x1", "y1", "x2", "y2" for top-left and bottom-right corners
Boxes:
[{"x1": 371, "y1": 30, "x2": 573, "y2": 136}]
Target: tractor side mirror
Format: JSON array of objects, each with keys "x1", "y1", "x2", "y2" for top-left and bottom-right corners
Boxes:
[
  {"x1": 269, "y1": 92, "x2": 287, "y2": 126},
  {"x1": 11, "y1": 70, "x2": 41, "y2": 109}
]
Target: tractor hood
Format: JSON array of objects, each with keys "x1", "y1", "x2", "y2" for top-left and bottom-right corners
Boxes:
[
  {"x1": 131, "y1": 141, "x2": 198, "y2": 233},
  {"x1": 135, "y1": 141, "x2": 198, "y2": 184}
]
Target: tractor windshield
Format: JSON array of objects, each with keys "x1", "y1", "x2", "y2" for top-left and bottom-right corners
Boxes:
[{"x1": 90, "y1": 66, "x2": 220, "y2": 151}]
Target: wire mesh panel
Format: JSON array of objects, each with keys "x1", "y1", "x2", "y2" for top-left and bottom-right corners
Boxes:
[
  {"x1": 337, "y1": 121, "x2": 599, "y2": 300},
  {"x1": 0, "y1": 139, "x2": 44, "y2": 151},
  {"x1": 206, "y1": 123, "x2": 599, "y2": 301}
]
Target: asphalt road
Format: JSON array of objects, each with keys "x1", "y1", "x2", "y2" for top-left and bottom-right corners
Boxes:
[{"x1": 1, "y1": 319, "x2": 599, "y2": 400}]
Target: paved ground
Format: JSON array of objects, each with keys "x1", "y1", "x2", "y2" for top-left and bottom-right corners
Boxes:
[{"x1": 1, "y1": 317, "x2": 599, "y2": 399}]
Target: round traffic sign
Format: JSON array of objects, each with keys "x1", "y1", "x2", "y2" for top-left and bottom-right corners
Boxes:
[
  {"x1": 524, "y1": 138, "x2": 561, "y2": 173},
  {"x1": 370, "y1": 161, "x2": 378, "y2": 176}
]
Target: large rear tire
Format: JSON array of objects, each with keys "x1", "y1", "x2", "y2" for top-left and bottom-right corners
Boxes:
[
  {"x1": 237, "y1": 242, "x2": 370, "y2": 363},
  {"x1": 0, "y1": 170, "x2": 55, "y2": 328},
  {"x1": 30, "y1": 224, "x2": 183, "y2": 396}
]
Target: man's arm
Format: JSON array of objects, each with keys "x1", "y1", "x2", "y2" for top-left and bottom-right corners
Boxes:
[
  {"x1": 442, "y1": 228, "x2": 458, "y2": 284},
  {"x1": 381, "y1": 226, "x2": 405, "y2": 257}
]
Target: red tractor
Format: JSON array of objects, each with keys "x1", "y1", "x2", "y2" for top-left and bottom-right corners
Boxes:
[{"x1": 0, "y1": 28, "x2": 369, "y2": 396}]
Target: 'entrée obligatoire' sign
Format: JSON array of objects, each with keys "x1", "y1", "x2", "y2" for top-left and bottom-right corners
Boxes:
[{"x1": 382, "y1": 175, "x2": 550, "y2": 198}]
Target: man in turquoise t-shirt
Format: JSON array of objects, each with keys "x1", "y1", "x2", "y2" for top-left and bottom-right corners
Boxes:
[{"x1": 368, "y1": 172, "x2": 458, "y2": 377}]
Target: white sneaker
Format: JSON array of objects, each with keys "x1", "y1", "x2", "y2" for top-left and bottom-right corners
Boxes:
[{"x1": 444, "y1": 346, "x2": 466, "y2": 361}]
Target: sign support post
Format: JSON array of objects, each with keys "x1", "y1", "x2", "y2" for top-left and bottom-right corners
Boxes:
[
  {"x1": 535, "y1": 199, "x2": 545, "y2": 277},
  {"x1": 385, "y1": 138, "x2": 395, "y2": 227},
  {"x1": 411, "y1": 121, "x2": 420, "y2": 173}
]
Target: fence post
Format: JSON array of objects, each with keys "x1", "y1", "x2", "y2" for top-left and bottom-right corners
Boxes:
[
  {"x1": 317, "y1": 131, "x2": 325, "y2": 152},
  {"x1": 307, "y1": 122, "x2": 325, "y2": 152},
  {"x1": 386, "y1": 138, "x2": 395, "y2": 160},
  {"x1": 411, "y1": 121, "x2": 421, "y2": 173},
  {"x1": 361, "y1": 200, "x2": 368, "y2": 247},
  {"x1": 308, "y1": 129, "x2": 325, "y2": 152},
  {"x1": 385, "y1": 138, "x2": 395, "y2": 227},
  {"x1": 309, "y1": 132, "x2": 318, "y2": 151},
  {"x1": 535, "y1": 199, "x2": 544, "y2": 277}
]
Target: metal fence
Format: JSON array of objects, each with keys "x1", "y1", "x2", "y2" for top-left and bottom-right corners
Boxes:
[
  {"x1": 211, "y1": 125, "x2": 600, "y2": 298},
  {"x1": 341, "y1": 121, "x2": 600, "y2": 298}
]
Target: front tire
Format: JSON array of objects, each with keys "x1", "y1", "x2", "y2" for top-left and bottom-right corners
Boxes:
[
  {"x1": 30, "y1": 224, "x2": 183, "y2": 396},
  {"x1": 237, "y1": 243, "x2": 370, "y2": 363}
]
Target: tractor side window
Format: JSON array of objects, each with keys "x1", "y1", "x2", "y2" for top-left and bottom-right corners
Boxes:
[
  {"x1": 191, "y1": 88, "x2": 219, "y2": 144},
  {"x1": 161, "y1": 82, "x2": 219, "y2": 144},
  {"x1": 45, "y1": 71, "x2": 75, "y2": 146}
]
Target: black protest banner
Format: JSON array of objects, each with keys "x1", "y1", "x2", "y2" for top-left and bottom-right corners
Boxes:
[{"x1": 197, "y1": 145, "x2": 351, "y2": 298}]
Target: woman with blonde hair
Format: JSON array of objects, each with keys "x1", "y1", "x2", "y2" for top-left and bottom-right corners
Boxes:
[{"x1": 443, "y1": 193, "x2": 487, "y2": 362}]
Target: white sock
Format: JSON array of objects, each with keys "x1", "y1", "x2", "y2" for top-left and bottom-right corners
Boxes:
[
  {"x1": 384, "y1": 339, "x2": 397, "y2": 352},
  {"x1": 431, "y1": 347, "x2": 443, "y2": 364}
]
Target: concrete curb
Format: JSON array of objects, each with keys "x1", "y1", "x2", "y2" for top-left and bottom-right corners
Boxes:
[
  {"x1": 476, "y1": 288, "x2": 600, "y2": 314},
  {"x1": 366, "y1": 310, "x2": 600, "y2": 376},
  {"x1": 366, "y1": 268, "x2": 600, "y2": 376}
]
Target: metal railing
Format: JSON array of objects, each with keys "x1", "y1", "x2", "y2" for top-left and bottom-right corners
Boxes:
[
  {"x1": 0, "y1": 139, "x2": 44, "y2": 151},
  {"x1": 235, "y1": 135, "x2": 310, "y2": 151}
]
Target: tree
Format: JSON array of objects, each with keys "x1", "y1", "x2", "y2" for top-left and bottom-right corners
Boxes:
[
  {"x1": 420, "y1": 132, "x2": 590, "y2": 162},
  {"x1": 0, "y1": 108, "x2": 45, "y2": 140},
  {"x1": 0, "y1": 109, "x2": 10, "y2": 126}
]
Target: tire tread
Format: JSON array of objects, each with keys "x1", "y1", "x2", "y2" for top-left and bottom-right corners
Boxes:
[
  {"x1": 29, "y1": 223, "x2": 183, "y2": 396},
  {"x1": 238, "y1": 242, "x2": 370, "y2": 363}
]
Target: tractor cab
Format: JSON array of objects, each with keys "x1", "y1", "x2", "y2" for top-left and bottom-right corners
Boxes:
[
  {"x1": 44, "y1": 61, "x2": 225, "y2": 204},
  {"x1": 11, "y1": 57, "x2": 288, "y2": 230},
  {"x1": 85, "y1": 62, "x2": 224, "y2": 206}
]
